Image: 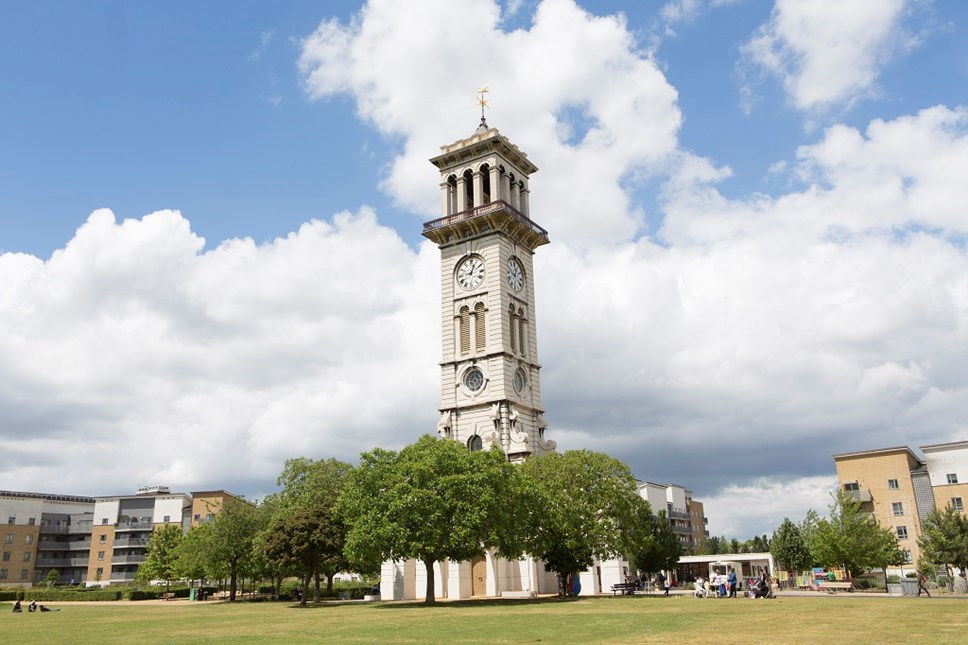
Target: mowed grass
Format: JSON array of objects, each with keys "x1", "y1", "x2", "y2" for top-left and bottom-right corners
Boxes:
[{"x1": 1, "y1": 594, "x2": 964, "y2": 645}]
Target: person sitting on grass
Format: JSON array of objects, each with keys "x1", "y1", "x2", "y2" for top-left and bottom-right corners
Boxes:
[{"x1": 12, "y1": 600, "x2": 22, "y2": 613}]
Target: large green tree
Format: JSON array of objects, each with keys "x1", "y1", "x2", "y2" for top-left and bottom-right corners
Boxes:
[
  {"x1": 631, "y1": 508, "x2": 682, "y2": 577},
  {"x1": 810, "y1": 489, "x2": 903, "y2": 579},
  {"x1": 136, "y1": 523, "x2": 183, "y2": 589},
  {"x1": 918, "y1": 504, "x2": 968, "y2": 592},
  {"x1": 770, "y1": 518, "x2": 812, "y2": 573},
  {"x1": 337, "y1": 435, "x2": 523, "y2": 604},
  {"x1": 262, "y1": 457, "x2": 354, "y2": 601},
  {"x1": 519, "y1": 450, "x2": 642, "y2": 594},
  {"x1": 203, "y1": 497, "x2": 262, "y2": 601}
]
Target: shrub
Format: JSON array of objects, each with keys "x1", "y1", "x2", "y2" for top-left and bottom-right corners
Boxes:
[
  {"x1": 886, "y1": 575, "x2": 901, "y2": 584},
  {"x1": 0, "y1": 590, "x2": 24, "y2": 601},
  {"x1": 23, "y1": 589, "x2": 122, "y2": 602}
]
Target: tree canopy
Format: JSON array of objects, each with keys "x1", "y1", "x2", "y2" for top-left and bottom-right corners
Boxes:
[
  {"x1": 630, "y1": 508, "x2": 681, "y2": 576},
  {"x1": 518, "y1": 449, "x2": 642, "y2": 593},
  {"x1": 136, "y1": 523, "x2": 183, "y2": 589},
  {"x1": 336, "y1": 434, "x2": 522, "y2": 604},
  {"x1": 770, "y1": 518, "x2": 812, "y2": 572},
  {"x1": 809, "y1": 489, "x2": 903, "y2": 579},
  {"x1": 918, "y1": 503, "x2": 968, "y2": 591}
]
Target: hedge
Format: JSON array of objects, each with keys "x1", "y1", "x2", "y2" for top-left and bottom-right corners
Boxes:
[{"x1": 23, "y1": 589, "x2": 123, "y2": 602}]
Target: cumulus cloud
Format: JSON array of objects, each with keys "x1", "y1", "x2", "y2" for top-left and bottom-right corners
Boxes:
[
  {"x1": 298, "y1": 0, "x2": 682, "y2": 246},
  {"x1": 740, "y1": 0, "x2": 916, "y2": 115},
  {"x1": 0, "y1": 208, "x2": 440, "y2": 495}
]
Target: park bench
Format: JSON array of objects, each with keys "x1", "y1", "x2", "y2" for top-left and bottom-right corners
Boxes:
[
  {"x1": 160, "y1": 592, "x2": 176, "y2": 601},
  {"x1": 611, "y1": 582, "x2": 637, "y2": 595},
  {"x1": 817, "y1": 581, "x2": 853, "y2": 593}
]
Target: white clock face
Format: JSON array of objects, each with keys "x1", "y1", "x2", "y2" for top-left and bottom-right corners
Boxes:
[
  {"x1": 507, "y1": 259, "x2": 524, "y2": 292},
  {"x1": 464, "y1": 367, "x2": 484, "y2": 392},
  {"x1": 457, "y1": 256, "x2": 485, "y2": 290}
]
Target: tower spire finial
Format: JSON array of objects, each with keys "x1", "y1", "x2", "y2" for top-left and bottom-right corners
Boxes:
[{"x1": 476, "y1": 85, "x2": 489, "y2": 132}]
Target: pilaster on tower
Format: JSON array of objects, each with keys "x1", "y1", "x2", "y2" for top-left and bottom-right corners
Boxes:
[{"x1": 423, "y1": 125, "x2": 556, "y2": 460}]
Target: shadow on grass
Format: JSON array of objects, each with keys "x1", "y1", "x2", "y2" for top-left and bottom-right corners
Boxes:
[{"x1": 287, "y1": 594, "x2": 672, "y2": 610}]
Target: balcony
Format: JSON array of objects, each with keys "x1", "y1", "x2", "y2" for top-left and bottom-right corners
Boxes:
[
  {"x1": 845, "y1": 489, "x2": 873, "y2": 503},
  {"x1": 422, "y1": 200, "x2": 549, "y2": 249},
  {"x1": 35, "y1": 556, "x2": 89, "y2": 567},
  {"x1": 111, "y1": 554, "x2": 145, "y2": 565},
  {"x1": 113, "y1": 537, "x2": 149, "y2": 548},
  {"x1": 69, "y1": 523, "x2": 93, "y2": 534},
  {"x1": 39, "y1": 525, "x2": 68, "y2": 535},
  {"x1": 37, "y1": 540, "x2": 70, "y2": 551},
  {"x1": 115, "y1": 521, "x2": 154, "y2": 532},
  {"x1": 68, "y1": 540, "x2": 92, "y2": 551},
  {"x1": 671, "y1": 525, "x2": 693, "y2": 535},
  {"x1": 668, "y1": 509, "x2": 690, "y2": 521},
  {"x1": 110, "y1": 571, "x2": 137, "y2": 582}
]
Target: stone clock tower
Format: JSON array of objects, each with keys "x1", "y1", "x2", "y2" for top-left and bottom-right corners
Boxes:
[{"x1": 422, "y1": 119, "x2": 556, "y2": 460}]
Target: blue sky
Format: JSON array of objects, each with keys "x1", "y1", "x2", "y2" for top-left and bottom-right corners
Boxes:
[{"x1": 2, "y1": 0, "x2": 968, "y2": 538}]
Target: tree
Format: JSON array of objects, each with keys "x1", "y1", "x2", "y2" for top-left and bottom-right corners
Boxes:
[
  {"x1": 204, "y1": 497, "x2": 261, "y2": 601},
  {"x1": 264, "y1": 457, "x2": 354, "y2": 601},
  {"x1": 631, "y1": 509, "x2": 682, "y2": 578},
  {"x1": 137, "y1": 523, "x2": 183, "y2": 590},
  {"x1": 770, "y1": 518, "x2": 812, "y2": 573},
  {"x1": 810, "y1": 489, "x2": 903, "y2": 579},
  {"x1": 337, "y1": 435, "x2": 523, "y2": 604},
  {"x1": 44, "y1": 568, "x2": 59, "y2": 589},
  {"x1": 519, "y1": 450, "x2": 642, "y2": 594},
  {"x1": 918, "y1": 504, "x2": 968, "y2": 592},
  {"x1": 263, "y1": 503, "x2": 348, "y2": 606}
]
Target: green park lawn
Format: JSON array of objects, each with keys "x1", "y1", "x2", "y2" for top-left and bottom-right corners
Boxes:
[{"x1": 1, "y1": 594, "x2": 964, "y2": 645}]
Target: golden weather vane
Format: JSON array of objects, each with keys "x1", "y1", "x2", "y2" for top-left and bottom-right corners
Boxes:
[{"x1": 477, "y1": 85, "x2": 489, "y2": 120}]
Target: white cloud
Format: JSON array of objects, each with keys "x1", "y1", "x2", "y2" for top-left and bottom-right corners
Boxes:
[
  {"x1": 741, "y1": 0, "x2": 915, "y2": 115},
  {"x1": 704, "y1": 476, "x2": 837, "y2": 538},
  {"x1": 0, "y1": 208, "x2": 440, "y2": 495},
  {"x1": 298, "y1": 0, "x2": 682, "y2": 247}
]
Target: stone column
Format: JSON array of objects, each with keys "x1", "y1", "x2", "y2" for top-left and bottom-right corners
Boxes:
[
  {"x1": 456, "y1": 176, "x2": 468, "y2": 213},
  {"x1": 489, "y1": 165, "x2": 500, "y2": 203},
  {"x1": 510, "y1": 180, "x2": 520, "y2": 211},
  {"x1": 440, "y1": 181, "x2": 451, "y2": 216},
  {"x1": 472, "y1": 170, "x2": 484, "y2": 207}
]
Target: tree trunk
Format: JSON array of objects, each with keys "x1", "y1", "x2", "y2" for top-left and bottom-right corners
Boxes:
[
  {"x1": 314, "y1": 570, "x2": 321, "y2": 603},
  {"x1": 424, "y1": 559, "x2": 436, "y2": 604},
  {"x1": 229, "y1": 561, "x2": 238, "y2": 601},
  {"x1": 300, "y1": 572, "x2": 310, "y2": 606},
  {"x1": 274, "y1": 574, "x2": 282, "y2": 601},
  {"x1": 325, "y1": 570, "x2": 334, "y2": 593}
]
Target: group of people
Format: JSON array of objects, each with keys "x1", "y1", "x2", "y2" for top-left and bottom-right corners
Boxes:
[
  {"x1": 693, "y1": 570, "x2": 772, "y2": 599},
  {"x1": 693, "y1": 568, "x2": 739, "y2": 598},
  {"x1": 11, "y1": 600, "x2": 58, "y2": 613}
]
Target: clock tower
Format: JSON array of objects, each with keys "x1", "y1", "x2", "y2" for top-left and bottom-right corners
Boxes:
[{"x1": 423, "y1": 119, "x2": 556, "y2": 460}]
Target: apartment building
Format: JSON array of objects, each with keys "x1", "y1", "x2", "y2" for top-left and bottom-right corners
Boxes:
[
  {"x1": 833, "y1": 439, "x2": 968, "y2": 569},
  {"x1": 638, "y1": 482, "x2": 709, "y2": 552},
  {"x1": 1, "y1": 490, "x2": 95, "y2": 587}
]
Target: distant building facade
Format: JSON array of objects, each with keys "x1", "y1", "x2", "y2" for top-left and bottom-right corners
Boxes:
[
  {"x1": 833, "y1": 440, "x2": 968, "y2": 570},
  {"x1": 638, "y1": 482, "x2": 709, "y2": 552},
  {"x1": 1, "y1": 486, "x2": 243, "y2": 588}
]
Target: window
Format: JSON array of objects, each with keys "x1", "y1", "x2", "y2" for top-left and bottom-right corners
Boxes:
[
  {"x1": 27, "y1": 518, "x2": 35, "y2": 526},
  {"x1": 474, "y1": 302, "x2": 486, "y2": 351},
  {"x1": 25, "y1": 535, "x2": 32, "y2": 545},
  {"x1": 194, "y1": 514, "x2": 200, "y2": 522},
  {"x1": 892, "y1": 502, "x2": 904, "y2": 516},
  {"x1": 952, "y1": 498, "x2": 964, "y2": 513},
  {"x1": 99, "y1": 534, "x2": 106, "y2": 544},
  {"x1": 206, "y1": 514, "x2": 213, "y2": 521},
  {"x1": 22, "y1": 552, "x2": 30, "y2": 562},
  {"x1": 888, "y1": 479, "x2": 899, "y2": 490},
  {"x1": 4, "y1": 534, "x2": 11, "y2": 545},
  {"x1": 947, "y1": 473, "x2": 958, "y2": 484},
  {"x1": 459, "y1": 306, "x2": 470, "y2": 354},
  {"x1": 2, "y1": 551, "x2": 9, "y2": 561},
  {"x1": 6, "y1": 517, "x2": 13, "y2": 525},
  {"x1": 101, "y1": 518, "x2": 109, "y2": 525},
  {"x1": 843, "y1": 482, "x2": 860, "y2": 492},
  {"x1": 163, "y1": 515, "x2": 170, "y2": 523},
  {"x1": 97, "y1": 551, "x2": 105, "y2": 561},
  {"x1": 95, "y1": 567, "x2": 103, "y2": 578},
  {"x1": 20, "y1": 569, "x2": 28, "y2": 580},
  {"x1": 896, "y1": 526, "x2": 908, "y2": 540},
  {"x1": 0, "y1": 569, "x2": 6, "y2": 580},
  {"x1": 902, "y1": 550, "x2": 912, "y2": 563}
]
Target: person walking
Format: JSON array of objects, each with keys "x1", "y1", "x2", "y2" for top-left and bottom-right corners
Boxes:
[
  {"x1": 917, "y1": 572, "x2": 931, "y2": 597},
  {"x1": 727, "y1": 569, "x2": 738, "y2": 598}
]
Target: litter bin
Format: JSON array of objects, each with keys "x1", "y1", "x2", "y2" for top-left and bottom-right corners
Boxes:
[
  {"x1": 189, "y1": 588, "x2": 197, "y2": 602},
  {"x1": 899, "y1": 579, "x2": 918, "y2": 596}
]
